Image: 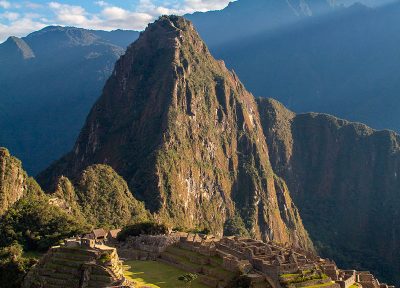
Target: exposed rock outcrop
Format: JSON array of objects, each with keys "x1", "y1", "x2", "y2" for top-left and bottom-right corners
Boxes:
[
  {"x1": 257, "y1": 98, "x2": 400, "y2": 285},
  {"x1": 0, "y1": 147, "x2": 28, "y2": 216},
  {"x1": 38, "y1": 16, "x2": 313, "y2": 250}
]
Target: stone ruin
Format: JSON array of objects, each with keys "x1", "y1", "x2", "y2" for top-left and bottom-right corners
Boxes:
[
  {"x1": 22, "y1": 238, "x2": 133, "y2": 288},
  {"x1": 24, "y1": 230, "x2": 396, "y2": 288},
  {"x1": 123, "y1": 232, "x2": 395, "y2": 288},
  {"x1": 320, "y1": 263, "x2": 395, "y2": 288},
  {"x1": 116, "y1": 233, "x2": 182, "y2": 261},
  {"x1": 121, "y1": 234, "x2": 181, "y2": 253}
]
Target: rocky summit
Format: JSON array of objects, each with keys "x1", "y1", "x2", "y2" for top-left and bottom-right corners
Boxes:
[
  {"x1": 38, "y1": 16, "x2": 313, "y2": 250},
  {"x1": 257, "y1": 98, "x2": 400, "y2": 285}
]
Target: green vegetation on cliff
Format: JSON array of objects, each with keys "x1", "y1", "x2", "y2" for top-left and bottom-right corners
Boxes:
[
  {"x1": 52, "y1": 165, "x2": 150, "y2": 229},
  {"x1": 0, "y1": 147, "x2": 28, "y2": 216},
  {"x1": 223, "y1": 213, "x2": 250, "y2": 237},
  {"x1": 0, "y1": 243, "x2": 37, "y2": 288},
  {"x1": 73, "y1": 164, "x2": 149, "y2": 228},
  {"x1": 0, "y1": 190, "x2": 86, "y2": 251},
  {"x1": 257, "y1": 98, "x2": 400, "y2": 285}
]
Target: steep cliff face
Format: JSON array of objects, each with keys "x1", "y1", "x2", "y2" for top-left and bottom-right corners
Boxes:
[
  {"x1": 38, "y1": 16, "x2": 312, "y2": 250},
  {"x1": 0, "y1": 148, "x2": 28, "y2": 216},
  {"x1": 257, "y1": 98, "x2": 400, "y2": 285}
]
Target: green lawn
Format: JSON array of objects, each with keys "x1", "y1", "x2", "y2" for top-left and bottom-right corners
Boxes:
[
  {"x1": 124, "y1": 260, "x2": 208, "y2": 288},
  {"x1": 280, "y1": 273, "x2": 301, "y2": 279},
  {"x1": 299, "y1": 281, "x2": 336, "y2": 288}
]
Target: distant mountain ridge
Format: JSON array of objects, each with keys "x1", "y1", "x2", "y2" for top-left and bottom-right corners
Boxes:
[
  {"x1": 0, "y1": 26, "x2": 139, "y2": 175},
  {"x1": 186, "y1": 0, "x2": 393, "y2": 48},
  {"x1": 186, "y1": 0, "x2": 336, "y2": 47},
  {"x1": 193, "y1": 1, "x2": 400, "y2": 132}
]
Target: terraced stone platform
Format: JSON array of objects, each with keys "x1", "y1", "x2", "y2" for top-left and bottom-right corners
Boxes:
[{"x1": 22, "y1": 238, "x2": 133, "y2": 288}]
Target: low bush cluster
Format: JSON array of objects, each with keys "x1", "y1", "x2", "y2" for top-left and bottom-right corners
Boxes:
[{"x1": 117, "y1": 222, "x2": 169, "y2": 241}]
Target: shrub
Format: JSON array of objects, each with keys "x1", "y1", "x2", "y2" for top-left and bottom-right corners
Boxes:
[
  {"x1": 178, "y1": 273, "x2": 198, "y2": 287},
  {"x1": 0, "y1": 243, "x2": 37, "y2": 288},
  {"x1": 190, "y1": 227, "x2": 211, "y2": 235},
  {"x1": 99, "y1": 252, "x2": 112, "y2": 264},
  {"x1": 0, "y1": 193, "x2": 87, "y2": 251},
  {"x1": 117, "y1": 222, "x2": 169, "y2": 241},
  {"x1": 224, "y1": 214, "x2": 250, "y2": 237}
]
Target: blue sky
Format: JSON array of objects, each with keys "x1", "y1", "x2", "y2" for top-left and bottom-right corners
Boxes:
[{"x1": 0, "y1": 0, "x2": 232, "y2": 41}]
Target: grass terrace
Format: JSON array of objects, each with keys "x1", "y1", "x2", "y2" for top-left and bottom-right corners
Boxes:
[
  {"x1": 280, "y1": 270, "x2": 331, "y2": 288},
  {"x1": 124, "y1": 260, "x2": 208, "y2": 288},
  {"x1": 298, "y1": 281, "x2": 336, "y2": 288}
]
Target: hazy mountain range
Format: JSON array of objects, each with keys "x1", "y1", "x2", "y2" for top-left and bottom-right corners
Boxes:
[
  {"x1": 206, "y1": 1, "x2": 400, "y2": 132},
  {"x1": 186, "y1": 0, "x2": 396, "y2": 48},
  {"x1": 0, "y1": 27, "x2": 139, "y2": 174}
]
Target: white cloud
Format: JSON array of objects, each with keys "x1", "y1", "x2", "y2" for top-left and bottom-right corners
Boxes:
[
  {"x1": 0, "y1": 0, "x2": 233, "y2": 42},
  {"x1": 24, "y1": 2, "x2": 44, "y2": 10},
  {"x1": 181, "y1": 0, "x2": 232, "y2": 12},
  {"x1": 0, "y1": 12, "x2": 19, "y2": 21},
  {"x1": 47, "y1": 2, "x2": 154, "y2": 31},
  {"x1": 102, "y1": 6, "x2": 128, "y2": 19},
  {"x1": 0, "y1": 16, "x2": 47, "y2": 42},
  {"x1": 136, "y1": 0, "x2": 232, "y2": 16},
  {"x1": 95, "y1": 1, "x2": 109, "y2": 7},
  {"x1": 49, "y1": 2, "x2": 89, "y2": 26},
  {"x1": 0, "y1": 1, "x2": 11, "y2": 9}
]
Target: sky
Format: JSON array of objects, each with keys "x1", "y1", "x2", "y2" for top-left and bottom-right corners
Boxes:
[{"x1": 0, "y1": 0, "x2": 233, "y2": 41}]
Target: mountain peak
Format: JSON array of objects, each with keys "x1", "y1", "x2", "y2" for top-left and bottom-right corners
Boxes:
[
  {"x1": 139, "y1": 15, "x2": 205, "y2": 50},
  {"x1": 38, "y1": 16, "x2": 313, "y2": 250},
  {"x1": 2, "y1": 36, "x2": 35, "y2": 59}
]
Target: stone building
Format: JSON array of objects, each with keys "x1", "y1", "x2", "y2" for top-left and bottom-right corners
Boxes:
[
  {"x1": 86, "y1": 228, "x2": 108, "y2": 241},
  {"x1": 107, "y1": 229, "x2": 122, "y2": 243}
]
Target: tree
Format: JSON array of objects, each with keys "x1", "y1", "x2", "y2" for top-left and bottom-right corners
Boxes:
[
  {"x1": 224, "y1": 214, "x2": 250, "y2": 237},
  {"x1": 117, "y1": 222, "x2": 169, "y2": 241},
  {"x1": 178, "y1": 273, "x2": 198, "y2": 288},
  {"x1": 0, "y1": 243, "x2": 37, "y2": 288},
  {"x1": 0, "y1": 192, "x2": 87, "y2": 251}
]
